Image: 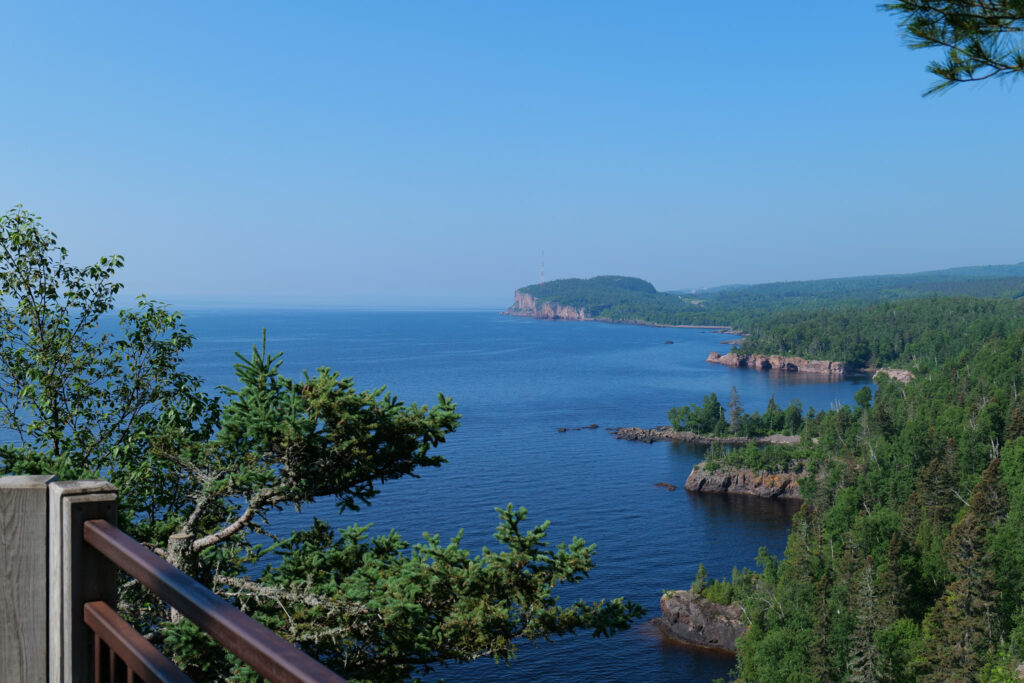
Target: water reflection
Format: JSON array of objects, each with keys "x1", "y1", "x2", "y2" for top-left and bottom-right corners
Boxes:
[
  {"x1": 713, "y1": 366, "x2": 865, "y2": 386},
  {"x1": 689, "y1": 491, "x2": 802, "y2": 523}
]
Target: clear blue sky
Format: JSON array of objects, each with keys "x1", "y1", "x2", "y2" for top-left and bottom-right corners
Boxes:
[{"x1": 2, "y1": 2, "x2": 1021, "y2": 308}]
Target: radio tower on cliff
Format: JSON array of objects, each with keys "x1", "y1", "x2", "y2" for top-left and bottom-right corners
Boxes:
[{"x1": 540, "y1": 251, "x2": 545, "y2": 285}]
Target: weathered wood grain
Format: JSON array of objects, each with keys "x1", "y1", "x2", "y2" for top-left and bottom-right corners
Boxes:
[{"x1": 0, "y1": 474, "x2": 56, "y2": 682}]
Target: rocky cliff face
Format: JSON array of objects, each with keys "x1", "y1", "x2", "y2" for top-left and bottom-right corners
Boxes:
[
  {"x1": 653, "y1": 590, "x2": 747, "y2": 652},
  {"x1": 505, "y1": 291, "x2": 587, "y2": 321},
  {"x1": 706, "y1": 351, "x2": 849, "y2": 376},
  {"x1": 684, "y1": 461, "x2": 801, "y2": 499}
]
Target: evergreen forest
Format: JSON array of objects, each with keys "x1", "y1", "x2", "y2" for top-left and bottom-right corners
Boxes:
[
  {"x1": 737, "y1": 296, "x2": 1024, "y2": 369},
  {"x1": 702, "y1": 321, "x2": 1024, "y2": 681}
]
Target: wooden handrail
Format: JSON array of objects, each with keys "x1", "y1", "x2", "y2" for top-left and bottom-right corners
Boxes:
[
  {"x1": 83, "y1": 519, "x2": 346, "y2": 683},
  {"x1": 83, "y1": 601, "x2": 189, "y2": 683}
]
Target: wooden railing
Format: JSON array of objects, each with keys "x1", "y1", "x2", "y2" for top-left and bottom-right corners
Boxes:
[{"x1": 0, "y1": 475, "x2": 346, "y2": 682}]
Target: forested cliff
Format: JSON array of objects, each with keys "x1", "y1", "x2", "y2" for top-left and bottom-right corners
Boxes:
[{"x1": 698, "y1": 312, "x2": 1024, "y2": 681}]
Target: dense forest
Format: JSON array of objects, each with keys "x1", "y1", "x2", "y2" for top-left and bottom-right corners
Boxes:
[
  {"x1": 631, "y1": 265, "x2": 1024, "y2": 680},
  {"x1": 672, "y1": 317, "x2": 1024, "y2": 681},
  {"x1": 513, "y1": 263, "x2": 1024, "y2": 329},
  {"x1": 737, "y1": 296, "x2": 1024, "y2": 369}
]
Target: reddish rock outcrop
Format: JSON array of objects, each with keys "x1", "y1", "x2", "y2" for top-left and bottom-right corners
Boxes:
[
  {"x1": 505, "y1": 291, "x2": 587, "y2": 321},
  {"x1": 684, "y1": 462, "x2": 801, "y2": 499},
  {"x1": 706, "y1": 351, "x2": 849, "y2": 376},
  {"x1": 873, "y1": 368, "x2": 914, "y2": 384},
  {"x1": 653, "y1": 590, "x2": 747, "y2": 652}
]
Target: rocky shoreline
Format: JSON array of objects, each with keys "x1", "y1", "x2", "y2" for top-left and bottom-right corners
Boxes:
[
  {"x1": 503, "y1": 291, "x2": 739, "y2": 331},
  {"x1": 612, "y1": 425, "x2": 801, "y2": 446},
  {"x1": 706, "y1": 351, "x2": 915, "y2": 383},
  {"x1": 706, "y1": 350, "x2": 850, "y2": 376},
  {"x1": 653, "y1": 590, "x2": 747, "y2": 652}
]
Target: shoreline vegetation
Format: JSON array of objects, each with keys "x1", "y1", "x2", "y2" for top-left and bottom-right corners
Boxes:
[
  {"x1": 612, "y1": 425, "x2": 801, "y2": 446},
  {"x1": 501, "y1": 300, "x2": 740, "y2": 332},
  {"x1": 506, "y1": 276, "x2": 1024, "y2": 373}
]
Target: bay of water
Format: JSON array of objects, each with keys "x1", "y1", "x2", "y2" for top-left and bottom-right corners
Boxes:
[{"x1": 180, "y1": 310, "x2": 870, "y2": 682}]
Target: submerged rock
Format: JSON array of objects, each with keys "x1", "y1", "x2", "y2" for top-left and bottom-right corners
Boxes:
[
  {"x1": 653, "y1": 589, "x2": 746, "y2": 652},
  {"x1": 557, "y1": 424, "x2": 599, "y2": 433},
  {"x1": 654, "y1": 482, "x2": 677, "y2": 491}
]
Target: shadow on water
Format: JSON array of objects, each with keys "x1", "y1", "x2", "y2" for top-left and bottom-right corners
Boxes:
[
  {"x1": 688, "y1": 491, "x2": 803, "y2": 524},
  {"x1": 641, "y1": 621, "x2": 738, "y2": 661},
  {"x1": 712, "y1": 366, "x2": 863, "y2": 386}
]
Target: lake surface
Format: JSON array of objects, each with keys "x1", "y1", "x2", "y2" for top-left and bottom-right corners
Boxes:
[{"x1": 180, "y1": 310, "x2": 871, "y2": 682}]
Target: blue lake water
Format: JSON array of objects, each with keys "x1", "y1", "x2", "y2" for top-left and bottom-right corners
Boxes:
[{"x1": 179, "y1": 310, "x2": 871, "y2": 682}]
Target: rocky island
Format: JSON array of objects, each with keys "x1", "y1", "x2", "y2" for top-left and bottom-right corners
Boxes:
[
  {"x1": 611, "y1": 427, "x2": 803, "y2": 498},
  {"x1": 684, "y1": 461, "x2": 801, "y2": 499},
  {"x1": 653, "y1": 590, "x2": 747, "y2": 652}
]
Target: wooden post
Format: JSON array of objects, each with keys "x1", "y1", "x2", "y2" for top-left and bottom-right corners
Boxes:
[
  {"x1": 48, "y1": 480, "x2": 118, "y2": 683},
  {"x1": 0, "y1": 474, "x2": 57, "y2": 682}
]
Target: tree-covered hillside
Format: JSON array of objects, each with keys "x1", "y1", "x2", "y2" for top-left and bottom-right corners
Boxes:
[
  {"x1": 708, "y1": 322, "x2": 1024, "y2": 682},
  {"x1": 513, "y1": 264, "x2": 1024, "y2": 328},
  {"x1": 515, "y1": 276, "x2": 706, "y2": 325},
  {"x1": 738, "y1": 296, "x2": 1024, "y2": 370},
  {"x1": 676, "y1": 266, "x2": 1024, "y2": 313}
]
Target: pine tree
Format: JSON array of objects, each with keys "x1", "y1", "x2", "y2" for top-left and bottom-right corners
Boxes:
[
  {"x1": 691, "y1": 563, "x2": 708, "y2": 596},
  {"x1": 918, "y1": 458, "x2": 1007, "y2": 681},
  {"x1": 728, "y1": 385, "x2": 744, "y2": 434},
  {"x1": 883, "y1": 0, "x2": 1024, "y2": 94},
  {"x1": 847, "y1": 558, "x2": 884, "y2": 683},
  {"x1": 1007, "y1": 405, "x2": 1024, "y2": 442},
  {"x1": 905, "y1": 438, "x2": 961, "y2": 538},
  {"x1": 766, "y1": 395, "x2": 780, "y2": 433},
  {"x1": 919, "y1": 584, "x2": 984, "y2": 683}
]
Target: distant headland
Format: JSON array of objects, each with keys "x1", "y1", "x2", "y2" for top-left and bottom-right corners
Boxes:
[
  {"x1": 502, "y1": 276, "x2": 736, "y2": 330},
  {"x1": 503, "y1": 264, "x2": 1024, "y2": 329}
]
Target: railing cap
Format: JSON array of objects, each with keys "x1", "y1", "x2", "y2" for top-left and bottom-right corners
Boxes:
[
  {"x1": 0, "y1": 474, "x2": 56, "y2": 488},
  {"x1": 48, "y1": 480, "x2": 117, "y2": 495}
]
